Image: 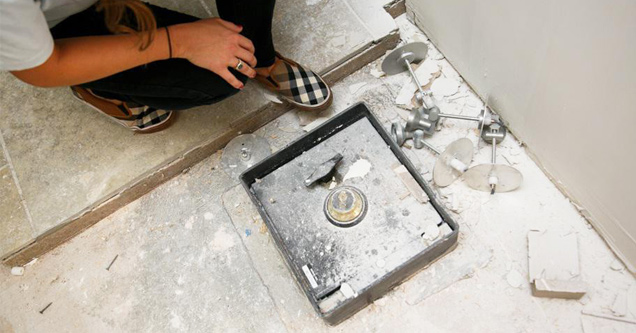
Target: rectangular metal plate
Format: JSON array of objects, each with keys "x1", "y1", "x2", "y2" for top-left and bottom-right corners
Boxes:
[{"x1": 240, "y1": 103, "x2": 459, "y2": 325}]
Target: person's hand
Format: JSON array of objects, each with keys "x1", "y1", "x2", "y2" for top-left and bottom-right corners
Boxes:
[{"x1": 170, "y1": 18, "x2": 257, "y2": 89}]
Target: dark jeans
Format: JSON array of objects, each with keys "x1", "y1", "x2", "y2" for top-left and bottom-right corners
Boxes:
[{"x1": 50, "y1": 0, "x2": 276, "y2": 110}]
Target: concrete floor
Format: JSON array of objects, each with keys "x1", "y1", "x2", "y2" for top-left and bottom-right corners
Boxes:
[
  {"x1": 0, "y1": 0, "x2": 398, "y2": 261},
  {"x1": 2, "y1": 13, "x2": 635, "y2": 333}
]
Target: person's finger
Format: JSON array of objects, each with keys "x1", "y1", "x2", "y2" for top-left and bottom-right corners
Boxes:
[
  {"x1": 236, "y1": 35, "x2": 255, "y2": 54},
  {"x1": 217, "y1": 19, "x2": 242, "y2": 33},
  {"x1": 235, "y1": 48, "x2": 257, "y2": 68},
  {"x1": 217, "y1": 68, "x2": 243, "y2": 89},
  {"x1": 235, "y1": 60, "x2": 257, "y2": 78}
]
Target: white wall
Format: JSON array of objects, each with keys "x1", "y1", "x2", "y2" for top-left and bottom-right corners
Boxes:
[{"x1": 406, "y1": 0, "x2": 636, "y2": 271}]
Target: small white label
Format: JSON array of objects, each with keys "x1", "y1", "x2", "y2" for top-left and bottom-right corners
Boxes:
[{"x1": 302, "y1": 265, "x2": 319, "y2": 289}]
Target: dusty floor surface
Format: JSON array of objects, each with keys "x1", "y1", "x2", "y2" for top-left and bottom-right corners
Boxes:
[
  {"x1": 1, "y1": 15, "x2": 635, "y2": 333},
  {"x1": 0, "y1": 0, "x2": 397, "y2": 258}
]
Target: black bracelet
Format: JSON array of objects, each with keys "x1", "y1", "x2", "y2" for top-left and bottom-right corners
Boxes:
[{"x1": 165, "y1": 26, "x2": 173, "y2": 59}]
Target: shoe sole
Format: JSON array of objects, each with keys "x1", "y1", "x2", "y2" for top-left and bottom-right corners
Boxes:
[{"x1": 71, "y1": 87, "x2": 175, "y2": 134}]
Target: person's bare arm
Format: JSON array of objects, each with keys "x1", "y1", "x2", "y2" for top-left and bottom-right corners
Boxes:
[
  {"x1": 11, "y1": 30, "x2": 169, "y2": 88},
  {"x1": 11, "y1": 18, "x2": 257, "y2": 89}
]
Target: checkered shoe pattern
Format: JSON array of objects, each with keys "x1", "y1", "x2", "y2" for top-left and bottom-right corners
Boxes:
[
  {"x1": 71, "y1": 86, "x2": 174, "y2": 133},
  {"x1": 283, "y1": 62, "x2": 329, "y2": 106},
  {"x1": 133, "y1": 107, "x2": 171, "y2": 129},
  {"x1": 256, "y1": 53, "x2": 332, "y2": 111}
]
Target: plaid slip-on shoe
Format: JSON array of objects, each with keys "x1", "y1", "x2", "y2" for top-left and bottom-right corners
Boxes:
[
  {"x1": 255, "y1": 53, "x2": 333, "y2": 111},
  {"x1": 71, "y1": 86, "x2": 175, "y2": 134}
]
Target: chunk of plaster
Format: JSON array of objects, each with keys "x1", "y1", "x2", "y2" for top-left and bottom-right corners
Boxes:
[
  {"x1": 431, "y1": 77, "x2": 460, "y2": 98},
  {"x1": 528, "y1": 230, "x2": 581, "y2": 281},
  {"x1": 11, "y1": 267, "x2": 24, "y2": 276},
  {"x1": 340, "y1": 283, "x2": 357, "y2": 299},
  {"x1": 528, "y1": 230, "x2": 586, "y2": 299},
  {"x1": 532, "y1": 279, "x2": 587, "y2": 299},
  {"x1": 343, "y1": 159, "x2": 372, "y2": 181},
  {"x1": 370, "y1": 68, "x2": 385, "y2": 78}
]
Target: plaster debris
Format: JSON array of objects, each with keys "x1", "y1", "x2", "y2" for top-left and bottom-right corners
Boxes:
[
  {"x1": 263, "y1": 92, "x2": 283, "y2": 104},
  {"x1": 438, "y1": 60, "x2": 462, "y2": 82},
  {"x1": 10, "y1": 267, "x2": 24, "y2": 276},
  {"x1": 532, "y1": 279, "x2": 587, "y2": 299},
  {"x1": 528, "y1": 230, "x2": 586, "y2": 299},
  {"x1": 24, "y1": 258, "x2": 38, "y2": 267},
  {"x1": 376, "y1": 259, "x2": 386, "y2": 268},
  {"x1": 203, "y1": 212, "x2": 214, "y2": 220},
  {"x1": 422, "y1": 224, "x2": 440, "y2": 242},
  {"x1": 506, "y1": 269, "x2": 525, "y2": 289},
  {"x1": 340, "y1": 283, "x2": 357, "y2": 299},
  {"x1": 431, "y1": 77, "x2": 460, "y2": 98},
  {"x1": 343, "y1": 159, "x2": 372, "y2": 181},
  {"x1": 370, "y1": 68, "x2": 385, "y2": 78},
  {"x1": 395, "y1": 60, "x2": 440, "y2": 106},
  {"x1": 393, "y1": 164, "x2": 429, "y2": 203},
  {"x1": 610, "y1": 259, "x2": 625, "y2": 271}
]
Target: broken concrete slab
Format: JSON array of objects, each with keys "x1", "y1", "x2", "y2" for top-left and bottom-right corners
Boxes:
[{"x1": 528, "y1": 229, "x2": 587, "y2": 299}]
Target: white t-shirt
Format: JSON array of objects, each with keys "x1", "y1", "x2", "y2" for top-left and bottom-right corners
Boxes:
[{"x1": 0, "y1": 0, "x2": 97, "y2": 71}]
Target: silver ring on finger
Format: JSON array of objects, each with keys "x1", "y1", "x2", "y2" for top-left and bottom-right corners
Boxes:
[{"x1": 235, "y1": 59, "x2": 244, "y2": 71}]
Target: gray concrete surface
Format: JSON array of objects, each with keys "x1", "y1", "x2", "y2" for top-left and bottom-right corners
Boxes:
[
  {"x1": 0, "y1": 166, "x2": 32, "y2": 257},
  {"x1": 1, "y1": 20, "x2": 635, "y2": 329},
  {"x1": 0, "y1": 0, "x2": 398, "y2": 259}
]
